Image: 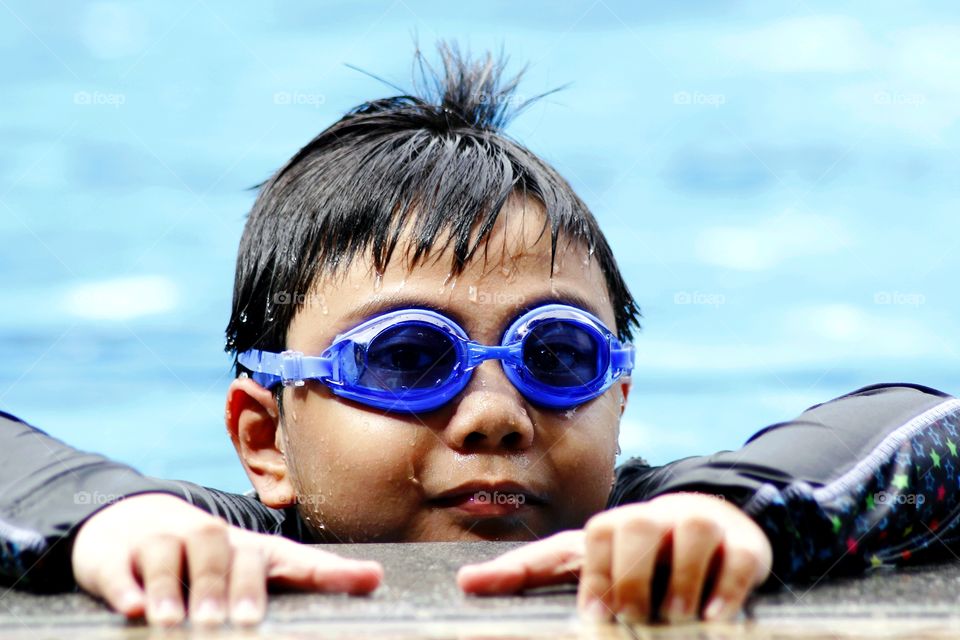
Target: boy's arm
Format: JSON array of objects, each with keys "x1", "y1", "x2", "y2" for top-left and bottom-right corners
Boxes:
[
  {"x1": 609, "y1": 382, "x2": 960, "y2": 589},
  {"x1": 0, "y1": 410, "x2": 295, "y2": 592}
]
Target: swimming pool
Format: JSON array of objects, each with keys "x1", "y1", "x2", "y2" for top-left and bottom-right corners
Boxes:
[{"x1": 2, "y1": 1, "x2": 957, "y2": 492}]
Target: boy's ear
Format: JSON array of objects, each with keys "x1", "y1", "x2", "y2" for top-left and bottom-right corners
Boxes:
[
  {"x1": 618, "y1": 379, "x2": 631, "y2": 417},
  {"x1": 224, "y1": 376, "x2": 296, "y2": 508}
]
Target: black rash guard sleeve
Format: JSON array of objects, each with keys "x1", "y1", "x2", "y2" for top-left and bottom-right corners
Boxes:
[
  {"x1": 0, "y1": 410, "x2": 303, "y2": 592},
  {"x1": 607, "y1": 383, "x2": 960, "y2": 591}
]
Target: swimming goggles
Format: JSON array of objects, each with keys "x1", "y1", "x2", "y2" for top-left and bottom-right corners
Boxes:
[{"x1": 238, "y1": 303, "x2": 634, "y2": 413}]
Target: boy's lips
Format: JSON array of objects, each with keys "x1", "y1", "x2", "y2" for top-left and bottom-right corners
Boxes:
[{"x1": 427, "y1": 480, "x2": 548, "y2": 516}]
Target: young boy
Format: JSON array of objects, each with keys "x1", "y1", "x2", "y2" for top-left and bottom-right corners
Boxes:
[{"x1": 2, "y1": 44, "x2": 959, "y2": 628}]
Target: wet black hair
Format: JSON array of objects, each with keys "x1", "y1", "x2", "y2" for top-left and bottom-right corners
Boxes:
[{"x1": 226, "y1": 41, "x2": 641, "y2": 374}]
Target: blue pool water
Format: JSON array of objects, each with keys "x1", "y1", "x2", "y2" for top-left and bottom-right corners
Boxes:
[{"x1": 2, "y1": 1, "x2": 959, "y2": 493}]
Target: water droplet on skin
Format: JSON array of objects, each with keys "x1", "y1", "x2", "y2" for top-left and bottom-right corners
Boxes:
[
  {"x1": 509, "y1": 452, "x2": 531, "y2": 469},
  {"x1": 468, "y1": 285, "x2": 478, "y2": 302},
  {"x1": 374, "y1": 272, "x2": 383, "y2": 291},
  {"x1": 563, "y1": 408, "x2": 577, "y2": 419}
]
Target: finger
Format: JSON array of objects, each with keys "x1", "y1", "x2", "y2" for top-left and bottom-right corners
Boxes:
[
  {"x1": 578, "y1": 519, "x2": 616, "y2": 622},
  {"x1": 659, "y1": 515, "x2": 723, "y2": 623},
  {"x1": 227, "y1": 547, "x2": 267, "y2": 626},
  {"x1": 136, "y1": 534, "x2": 186, "y2": 626},
  {"x1": 457, "y1": 530, "x2": 585, "y2": 594},
  {"x1": 610, "y1": 516, "x2": 670, "y2": 624},
  {"x1": 260, "y1": 535, "x2": 383, "y2": 594},
  {"x1": 702, "y1": 545, "x2": 764, "y2": 622},
  {"x1": 93, "y1": 558, "x2": 146, "y2": 620},
  {"x1": 184, "y1": 522, "x2": 231, "y2": 626}
]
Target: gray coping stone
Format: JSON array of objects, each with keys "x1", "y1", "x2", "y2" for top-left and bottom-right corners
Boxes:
[{"x1": 2, "y1": 542, "x2": 960, "y2": 638}]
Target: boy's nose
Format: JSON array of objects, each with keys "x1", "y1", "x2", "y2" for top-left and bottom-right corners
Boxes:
[{"x1": 442, "y1": 362, "x2": 535, "y2": 452}]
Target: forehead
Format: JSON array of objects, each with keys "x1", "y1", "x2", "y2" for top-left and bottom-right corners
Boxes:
[{"x1": 286, "y1": 195, "x2": 614, "y2": 348}]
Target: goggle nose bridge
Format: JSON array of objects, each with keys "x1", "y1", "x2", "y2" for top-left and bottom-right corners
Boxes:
[{"x1": 462, "y1": 341, "x2": 524, "y2": 370}]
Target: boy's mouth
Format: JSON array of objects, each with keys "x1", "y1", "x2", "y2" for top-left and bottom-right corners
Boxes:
[{"x1": 427, "y1": 480, "x2": 547, "y2": 517}]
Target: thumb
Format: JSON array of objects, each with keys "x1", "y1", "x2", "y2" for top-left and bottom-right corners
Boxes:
[
  {"x1": 254, "y1": 534, "x2": 384, "y2": 594},
  {"x1": 457, "y1": 530, "x2": 585, "y2": 594}
]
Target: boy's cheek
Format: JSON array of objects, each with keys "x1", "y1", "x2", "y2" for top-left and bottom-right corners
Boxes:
[
  {"x1": 284, "y1": 408, "x2": 426, "y2": 539},
  {"x1": 541, "y1": 401, "x2": 620, "y2": 522}
]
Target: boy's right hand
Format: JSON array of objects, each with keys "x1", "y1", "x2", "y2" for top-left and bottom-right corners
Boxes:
[{"x1": 70, "y1": 493, "x2": 383, "y2": 627}]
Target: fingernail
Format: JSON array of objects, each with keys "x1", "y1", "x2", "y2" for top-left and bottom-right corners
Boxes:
[
  {"x1": 704, "y1": 596, "x2": 727, "y2": 621},
  {"x1": 462, "y1": 560, "x2": 496, "y2": 574},
  {"x1": 119, "y1": 591, "x2": 142, "y2": 612},
  {"x1": 192, "y1": 598, "x2": 225, "y2": 626},
  {"x1": 230, "y1": 598, "x2": 262, "y2": 626},
  {"x1": 666, "y1": 595, "x2": 693, "y2": 623},
  {"x1": 458, "y1": 563, "x2": 481, "y2": 577},
  {"x1": 579, "y1": 597, "x2": 610, "y2": 623},
  {"x1": 151, "y1": 598, "x2": 183, "y2": 625}
]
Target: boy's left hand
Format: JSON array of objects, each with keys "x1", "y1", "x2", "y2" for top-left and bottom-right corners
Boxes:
[{"x1": 456, "y1": 492, "x2": 773, "y2": 625}]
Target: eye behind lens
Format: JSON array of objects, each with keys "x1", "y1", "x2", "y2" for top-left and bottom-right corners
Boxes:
[
  {"x1": 358, "y1": 322, "x2": 459, "y2": 391},
  {"x1": 521, "y1": 320, "x2": 605, "y2": 388}
]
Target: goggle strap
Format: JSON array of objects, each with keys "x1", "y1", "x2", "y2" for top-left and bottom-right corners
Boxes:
[
  {"x1": 611, "y1": 344, "x2": 635, "y2": 373},
  {"x1": 237, "y1": 349, "x2": 333, "y2": 387}
]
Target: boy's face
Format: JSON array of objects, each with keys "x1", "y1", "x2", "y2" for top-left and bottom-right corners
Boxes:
[{"x1": 228, "y1": 195, "x2": 630, "y2": 543}]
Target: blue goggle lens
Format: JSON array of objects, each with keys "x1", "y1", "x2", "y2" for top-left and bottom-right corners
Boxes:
[
  {"x1": 522, "y1": 320, "x2": 603, "y2": 388},
  {"x1": 359, "y1": 322, "x2": 458, "y2": 391}
]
